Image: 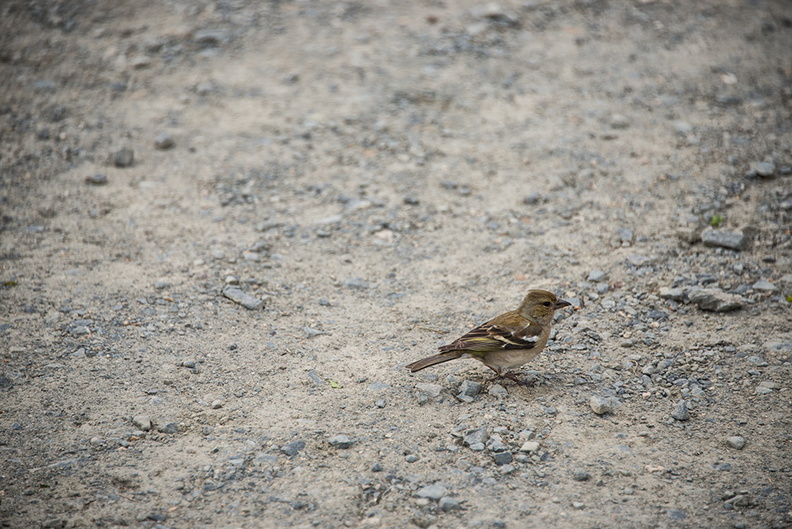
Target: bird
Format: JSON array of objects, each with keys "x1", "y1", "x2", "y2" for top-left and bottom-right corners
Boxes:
[{"x1": 405, "y1": 289, "x2": 572, "y2": 385}]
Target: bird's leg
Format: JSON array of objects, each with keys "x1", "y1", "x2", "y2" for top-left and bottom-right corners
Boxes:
[
  {"x1": 487, "y1": 367, "x2": 532, "y2": 386},
  {"x1": 501, "y1": 371, "x2": 533, "y2": 386}
]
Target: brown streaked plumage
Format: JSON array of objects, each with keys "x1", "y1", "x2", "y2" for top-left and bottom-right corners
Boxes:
[{"x1": 405, "y1": 289, "x2": 572, "y2": 385}]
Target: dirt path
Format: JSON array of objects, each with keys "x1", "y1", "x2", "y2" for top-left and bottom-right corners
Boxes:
[{"x1": 1, "y1": 1, "x2": 790, "y2": 527}]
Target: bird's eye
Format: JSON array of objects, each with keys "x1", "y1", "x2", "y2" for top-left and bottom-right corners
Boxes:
[{"x1": 542, "y1": 301, "x2": 552, "y2": 307}]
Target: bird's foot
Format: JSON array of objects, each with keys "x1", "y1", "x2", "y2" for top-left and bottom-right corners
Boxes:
[{"x1": 490, "y1": 371, "x2": 533, "y2": 386}]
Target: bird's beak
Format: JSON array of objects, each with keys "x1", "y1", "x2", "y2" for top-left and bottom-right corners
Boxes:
[{"x1": 555, "y1": 299, "x2": 572, "y2": 309}]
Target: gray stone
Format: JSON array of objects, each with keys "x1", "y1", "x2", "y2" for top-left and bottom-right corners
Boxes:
[
  {"x1": 210, "y1": 400, "x2": 224, "y2": 409},
  {"x1": 587, "y1": 270, "x2": 608, "y2": 282},
  {"x1": 85, "y1": 173, "x2": 108, "y2": 185},
  {"x1": 307, "y1": 370, "x2": 325, "y2": 386},
  {"x1": 589, "y1": 395, "x2": 617, "y2": 415},
  {"x1": 463, "y1": 427, "x2": 488, "y2": 447},
  {"x1": 658, "y1": 287, "x2": 685, "y2": 301},
  {"x1": 132, "y1": 415, "x2": 152, "y2": 431},
  {"x1": 488, "y1": 384, "x2": 508, "y2": 397},
  {"x1": 415, "y1": 383, "x2": 442, "y2": 397},
  {"x1": 673, "y1": 121, "x2": 693, "y2": 135},
  {"x1": 154, "y1": 132, "x2": 175, "y2": 150},
  {"x1": 610, "y1": 113, "x2": 630, "y2": 129},
  {"x1": 328, "y1": 435, "x2": 355, "y2": 449},
  {"x1": 113, "y1": 148, "x2": 134, "y2": 167},
  {"x1": 627, "y1": 254, "x2": 653, "y2": 267},
  {"x1": 458, "y1": 380, "x2": 482, "y2": 397},
  {"x1": 726, "y1": 436, "x2": 746, "y2": 450},
  {"x1": 254, "y1": 453, "x2": 278, "y2": 465},
  {"x1": 657, "y1": 358, "x2": 675, "y2": 371},
  {"x1": 616, "y1": 228, "x2": 634, "y2": 244},
  {"x1": 752, "y1": 279, "x2": 777, "y2": 292},
  {"x1": 302, "y1": 326, "x2": 326, "y2": 338},
  {"x1": 519, "y1": 441, "x2": 540, "y2": 452},
  {"x1": 573, "y1": 469, "x2": 591, "y2": 481},
  {"x1": 700, "y1": 227, "x2": 747, "y2": 251},
  {"x1": 416, "y1": 484, "x2": 447, "y2": 501},
  {"x1": 688, "y1": 288, "x2": 742, "y2": 312},
  {"x1": 342, "y1": 277, "x2": 369, "y2": 290},
  {"x1": 439, "y1": 496, "x2": 461, "y2": 512},
  {"x1": 493, "y1": 451, "x2": 513, "y2": 465},
  {"x1": 671, "y1": 400, "x2": 690, "y2": 421},
  {"x1": 281, "y1": 440, "x2": 305, "y2": 457},
  {"x1": 193, "y1": 28, "x2": 233, "y2": 46},
  {"x1": 156, "y1": 420, "x2": 179, "y2": 434},
  {"x1": 757, "y1": 380, "x2": 779, "y2": 392},
  {"x1": 746, "y1": 356, "x2": 768, "y2": 367},
  {"x1": 752, "y1": 161, "x2": 776, "y2": 178},
  {"x1": 222, "y1": 286, "x2": 265, "y2": 310}
]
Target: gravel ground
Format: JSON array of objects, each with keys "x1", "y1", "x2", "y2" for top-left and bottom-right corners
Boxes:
[{"x1": 1, "y1": 1, "x2": 791, "y2": 528}]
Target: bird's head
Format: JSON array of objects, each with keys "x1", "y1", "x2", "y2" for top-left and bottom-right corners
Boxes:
[{"x1": 518, "y1": 289, "x2": 572, "y2": 324}]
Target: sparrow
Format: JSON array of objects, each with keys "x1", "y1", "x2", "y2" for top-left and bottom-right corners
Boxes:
[{"x1": 406, "y1": 289, "x2": 572, "y2": 385}]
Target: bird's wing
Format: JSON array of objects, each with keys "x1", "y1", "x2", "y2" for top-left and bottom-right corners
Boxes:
[{"x1": 438, "y1": 312, "x2": 543, "y2": 353}]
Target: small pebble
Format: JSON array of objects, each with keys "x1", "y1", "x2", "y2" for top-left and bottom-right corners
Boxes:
[
  {"x1": 464, "y1": 427, "x2": 488, "y2": 447},
  {"x1": 280, "y1": 440, "x2": 305, "y2": 457},
  {"x1": 616, "y1": 227, "x2": 634, "y2": 244},
  {"x1": 493, "y1": 452, "x2": 513, "y2": 465},
  {"x1": 416, "y1": 484, "x2": 447, "y2": 500},
  {"x1": 415, "y1": 383, "x2": 442, "y2": 398},
  {"x1": 610, "y1": 113, "x2": 630, "y2": 129},
  {"x1": 700, "y1": 227, "x2": 748, "y2": 251},
  {"x1": 222, "y1": 285, "x2": 265, "y2": 310},
  {"x1": 519, "y1": 441, "x2": 540, "y2": 452},
  {"x1": 658, "y1": 287, "x2": 684, "y2": 301},
  {"x1": 488, "y1": 384, "x2": 508, "y2": 398},
  {"x1": 154, "y1": 132, "x2": 175, "y2": 150},
  {"x1": 156, "y1": 421, "x2": 179, "y2": 434},
  {"x1": 752, "y1": 161, "x2": 776, "y2": 178},
  {"x1": 211, "y1": 400, "x2": 224, "y2": 409},
  {"x1": 589, "y1": 395, "x2": 616, "y2": 415},
  {"x1": 726, "y1": 436, "x2": 746, "y2": 450},
  {"x1": 132, "y1": 415, "x2": 152, "y2": 432},
  {"x1": 671, "y1": 400, "x2": 690, "y2": 421},
  {"x1": 439, "y1": 496, "x2": 461, "y2": 511},
  {"x1": 688, "y1": 288, "x2": 742, "y2": 312},
  {"x1": 85, "y1": 173, "x2": 108, "y2": 185},
  {"x1": 573, "y1": 469, "x2": 591, "y2": 482},
  {"x1": 328, "y1": 434, "x2": 355, "y2": 449},
  {"x1": 752, "y1": 279, "x2": 777, "y2": 292},
  {"x1": 587, "y1": 270, "x2": 608, "y2": 283},
  {"x1": 113, "y1": 148, "x2": 134, "y2": 167},
  {"x1": 746, "y1": 356, "x2": 768, "y2": 367},
  {"x1": 458, "y1": 380, "x2": 482, "y2": 397},
  {"x1": 342, "y1": 277, "x2": 369, "y2": 290}
]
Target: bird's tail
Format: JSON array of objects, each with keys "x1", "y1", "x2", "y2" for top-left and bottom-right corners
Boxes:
[{"x1": 405, "y1": 352, "x2": 462, "y2": 372}]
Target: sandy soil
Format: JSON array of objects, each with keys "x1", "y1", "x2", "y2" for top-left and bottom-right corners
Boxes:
[{"x1": 1, "y1": 1, "x2": 791, "y2": 528}]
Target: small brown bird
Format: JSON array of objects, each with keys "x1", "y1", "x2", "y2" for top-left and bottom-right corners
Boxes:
[{"x1": 406, "y1": 289, "x2": 572, "y2": 384}]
